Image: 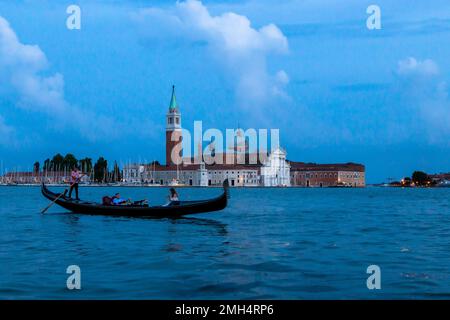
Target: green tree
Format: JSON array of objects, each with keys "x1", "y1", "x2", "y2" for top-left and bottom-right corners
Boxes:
[
  {"x1": 51, "y1": 153, "x2": 64, "y2": 171},
  {"x1": 33, "y1": 161, "x2": 40, "y2": 173},
  {"x1": 401, "y1": 177, "x2": 412, "y2": 186},
  {"x1": 63, "y1": 153, "x2": 78, "y2": 170},
  {"x1": 412, "y1": 171, "x2": 429, "y2": 186},
  {"x1": 43, "y1": 159, "x2": 51, "y2": 171},
  {"x1": 111, "y1": 161, "x2": 121, "y2": 182},
  {"x1": 79, "y1": 157, "x2": 93, "y2": 173},
  {"x1": 94, "y1": 157, "x2": 108, "y2": 183}
]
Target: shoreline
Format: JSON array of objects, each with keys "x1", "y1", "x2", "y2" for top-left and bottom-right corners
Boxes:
[
  {"x1": 1, "y1": 183, "x2": 448, "y2": 189},
  {"x1": 0, "y1": 183, "x2": 361, "y2": 189}
]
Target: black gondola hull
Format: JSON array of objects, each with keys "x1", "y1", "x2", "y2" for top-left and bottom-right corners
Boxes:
[{"x1": 41, "y1": 181, "x2": 228, "y2": 217}]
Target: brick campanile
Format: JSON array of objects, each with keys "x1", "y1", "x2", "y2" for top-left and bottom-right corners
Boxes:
[{"x1": 166, "y1": 85, "x2": 182, "y2": 166}]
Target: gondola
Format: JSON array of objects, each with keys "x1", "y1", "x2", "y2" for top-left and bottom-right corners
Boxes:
[{"x1": 41, "y1": 179, "x2": 229, "y2": 217}]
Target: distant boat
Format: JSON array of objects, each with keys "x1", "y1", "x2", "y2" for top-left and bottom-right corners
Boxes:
[{"x1": 168, "y1": 179, "x2": 188, "y2": 187}]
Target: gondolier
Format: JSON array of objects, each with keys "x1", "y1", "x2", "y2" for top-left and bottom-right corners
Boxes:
[{"x1": 68, "y1": 166, "x2": 83, "y2": 200}]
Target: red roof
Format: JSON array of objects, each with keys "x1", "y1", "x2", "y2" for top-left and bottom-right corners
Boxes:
[
  {"x1": 148, "y1": 163, "x2": 260, "y2": 171},
  {"x1": 289, "y1": 162, "x2": 365, "y2": 172}
]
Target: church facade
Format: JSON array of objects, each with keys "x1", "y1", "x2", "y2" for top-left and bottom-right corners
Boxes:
[{"x1": 122, "y1": 87, "x2": 365, "y2": 187}]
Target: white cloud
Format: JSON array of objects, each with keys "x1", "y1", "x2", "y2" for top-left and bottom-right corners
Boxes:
[
  {"x1": 396, "y1": 57, "x2": 450, "y2": 143},
  {"x1": 134, "y1": 0, "x2": 290, "y2": 110},
  {"x1": 397, "y1": 57, "x2": 439, "y2": 77},
  {"x1": 0, "y1": 17, "x2": 46, "y2": 70},
  {"x1": 0, "y1": 16, "x2": 68, "y2": 115},
  {"x1": 175, "y1": 0, "x2": 288, "y2": 54},
  {"x1": 0, "y1": 15, "x2": 138, "y2": 143},
  {"x1": 275, "y1": 70, "x2": 289, "y2": 85}
]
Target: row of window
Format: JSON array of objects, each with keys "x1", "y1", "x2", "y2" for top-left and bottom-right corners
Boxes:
[
  {"x1": 126, "y1": 169, "x2": 288, "y2": 181},
  {"x1": 293, "y1": 172, "x2": 362, "y2": 179},
  {"x1": 209, "y1": 179, "x2": 258, "y2": 185},
  {"x1": 295, "y1": 172, "x2": 339, "y2": 179}
]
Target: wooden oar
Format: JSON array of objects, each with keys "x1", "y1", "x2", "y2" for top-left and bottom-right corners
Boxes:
[{"x1": 41, "y1": 174, "x2": 85, "y2": 214}]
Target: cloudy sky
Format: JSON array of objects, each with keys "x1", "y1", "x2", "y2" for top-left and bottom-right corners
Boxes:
[{"x1": 0, "y1": 0, "x2": 449, "y2": 182}]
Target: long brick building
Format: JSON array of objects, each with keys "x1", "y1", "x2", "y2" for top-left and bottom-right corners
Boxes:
[{"x1": 290, "y1": 162, "x2": 365, "y2": 187}]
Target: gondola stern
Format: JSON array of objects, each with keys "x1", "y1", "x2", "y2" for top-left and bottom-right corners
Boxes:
[
  {"x1": 223, "y1": 179, "x2": 230, "y2": 199},
  {"x1": 41, "y1": 183, "x2": 50, "y2": 197}
]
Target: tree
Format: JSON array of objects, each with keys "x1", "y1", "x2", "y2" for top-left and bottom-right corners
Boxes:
[
  {"x1": 51, "y1": 153, "x2": 64, "y2": 171},
  {"x1": 63, "y1": 153, "x2": 78, "y2": 170},
  {"x1": 149, "y1": 160, "x2": 160, "y2": 166},
  {"x1": 43, "y1": 159, "x2": 51, "y2": 171},
  {"x1": 401, "y1": 177, "x2": 411, "y2": 186},
  {"x1": 79, "y1": 157, "x2": 93, "y2": 173},
  {"x1": 412, "y1": 171, "x2": 429, "y2": 186},
  {"x1": 111, "y1": 161, "x2": 121, "y2": 182},
  {"x1": 94, "y1": 157, "x2": 108, "y2": 183},
  {"x1": 33, "y1": 161, "x2": 40, "y2": 173}
]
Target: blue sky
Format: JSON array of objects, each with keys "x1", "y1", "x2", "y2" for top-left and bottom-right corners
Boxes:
[{"x1": 0, "y1": 0, "x2": 449, "y2": 182}]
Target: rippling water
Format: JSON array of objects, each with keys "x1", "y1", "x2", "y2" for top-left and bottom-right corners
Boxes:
[{"x1": 1, "y1": 186, "x2": 449, "y2": 299}]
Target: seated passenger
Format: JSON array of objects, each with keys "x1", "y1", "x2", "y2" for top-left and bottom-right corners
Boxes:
[
  {"x1": 102, "y1": 196, "x2": 112, "y2": 205},
  {"x1": 111, "y1": 193, "x2": 130, "y2": 205},
  {"x1": 166, "y1": 188, "x2": 180, "y2": 206},
  {"x1": 169, "y1": 188, "x2": 179, "y2": 202}
]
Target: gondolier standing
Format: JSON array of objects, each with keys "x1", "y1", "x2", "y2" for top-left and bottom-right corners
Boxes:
[{"x1": 68, "y1": 166, "x2": 82, "y2": 200}]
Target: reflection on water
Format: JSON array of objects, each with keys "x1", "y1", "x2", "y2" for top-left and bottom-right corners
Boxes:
[
  {"x1": 172, "y1": 217, "x2": 228, "y2": 236},
  {"x1": 0, "y1": 186, "x2": 450, "y2": 299}
]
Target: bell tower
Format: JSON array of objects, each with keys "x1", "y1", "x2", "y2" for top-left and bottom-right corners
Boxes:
[{"x1": 166, "y1": 85, "x2": 182, "y2": 166}]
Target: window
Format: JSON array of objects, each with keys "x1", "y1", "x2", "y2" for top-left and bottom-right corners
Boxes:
[{"x1": 176, "y1": 117, "x2": 179, "y2": 124}]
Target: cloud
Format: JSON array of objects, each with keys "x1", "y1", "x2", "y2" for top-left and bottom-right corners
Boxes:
[
  {"x1": 174, "y1": 0, "x2": 288, "y2": 54},
  {"x1": 395, "y1": 57, "x2": 450, "y2": 143},
  {"x1": 0, "y1": 15, "x2": 146, "y2": 144},
  {"x1": 0, "y1": 16, "x2": 68, "y2": 116},
  {"x1": 133, "y1": 0, "x2": 290, "y2": 112},
  {"x1": 397, "y1": 57, "x2": 439, "y2": 77}
]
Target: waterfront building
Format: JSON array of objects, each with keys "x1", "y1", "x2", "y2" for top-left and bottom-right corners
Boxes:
[
  {"x1": 1, "y1": 171, "x2": 90, "y2": 184},
  {"x1": 122, "y1": 162, "x2": 261, "y2": 187},
  {"x1": 122, "y1": 86, "x2": 292, "y2": 187},
  {"x1": 429, "y1": 172, "x2": 450, "y2": 184},
  {"x1": 122, "y1": 87, "x2": 368, "y2": 188},
  {"x1": 290, "y1": 162, "x2": 365, "y2": 187},
  {"x1": 1, "y1": 172, "x2": 42, "y2": 184},
  {"x1": 260, "y1": 148, "x2": 291, "y2": 187}
]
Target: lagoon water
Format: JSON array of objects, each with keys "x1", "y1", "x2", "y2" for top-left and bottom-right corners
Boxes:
[{"x1": 0, "y1": 186, "x2": 450, "y2": 299}]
